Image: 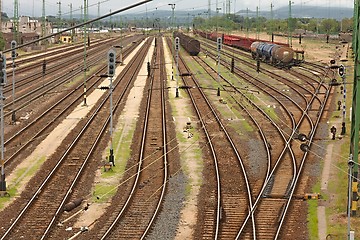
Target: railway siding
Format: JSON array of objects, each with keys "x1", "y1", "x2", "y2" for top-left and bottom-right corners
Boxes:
[
  {"x1": 71, "y1": 38, "x2": 155, "y2": 230},
  {"x1": 3, "y1": 39, "x2": 147, "y2": 210}
]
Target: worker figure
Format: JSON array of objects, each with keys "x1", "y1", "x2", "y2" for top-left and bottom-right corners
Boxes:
[{"x1": 330, "y1": 126, "x2": 337, "y2": 140}]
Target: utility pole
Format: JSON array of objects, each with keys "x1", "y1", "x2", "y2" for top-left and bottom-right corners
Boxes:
[
  {"x1": 216, "y1": 0, "x2": 220, "y2": 33},
  {"x1": 168, "y1": 3, "x2": 175, "y2": 81},
  {"x1": 98, "y1": 2, "x2": 100, "y2": 30},
  {"x1": 226, "y1": 0, "x2": 230, "y2": 15},
  {"x1": 256, "y1": 6, "x2": 259, "y2": 40},
  {"x1": 208, "y1": 0, "x2": 211, "y2": 19},
  {"x1": 83, "y1": 0, "x2": 88, "y2": 106},
  {"x1": 42, "y1": 0, "x2": 46, "y2": 39},
  {"x1": 57, "y1": 1, "x2": 61, "y2": 34},
  {"x1": 288, "y1": 0, "x2": 293, "y2": 47},
  {"x1": 246, "y1": 8, "x2": 249, "y2": 38},
  {"x1": 0, "y1": 0, "x2": 2, "y2": 33},
  {"x1": 69, "y1": 3, "x2": 73, "y2": 42},
  {"x1": 13, "y1": 0, "x2": 19, "y2": 43},
  {"x1": 271, "y1": 3, "x2": 274, "y2": 42},
  {"x1": 120, "y1": 16, "x2": 123, "y2": 65},
  {"x1": 349, "y1": 0, "x2": 360, "y2": 217}
]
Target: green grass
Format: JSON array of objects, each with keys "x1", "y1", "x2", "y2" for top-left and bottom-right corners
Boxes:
[
  {"x1": 64, "y1": 61, "x2": 106, "y2": 88},
  {"x1": 0, "y1": 156, "x2": 47, "y2": 209},
  {"x1": 308, "y1": 182, "x2": 320, "y2": 240},
  {"x1": 92, "y1": 184, "x2": 117, "y2": 203},
  {"x1": 92, "y1": 120, "x2": 136, "y2": 201}
]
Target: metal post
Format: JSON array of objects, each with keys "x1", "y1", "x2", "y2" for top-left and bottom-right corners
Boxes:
[
  {"x1": 217, "y1": 37, "x2": 221, "y2": 96},
  {"x1": 288, "y1": 1, "x2": 292, "y2": 47},
  {"x1": 271, "y1": 3, "x2": 274, "y2": 42},
  {"x1": 256, "y1": 6, "x2": 259, "y2": 40},
  {"x1": 69, "y1": 3, "x2": 73, "y2": 42},
  {"x1": 175, "y1": 43, "x2": 179, "y2": 98},
  {"x1": 168, "y1": 3, "x2": 175, "y2": 81},
  {"x1": 348, "y1": 155, "x2": 354, "y2": 240},
  {"x1": 109, "y1": 75, "x2": 114, "y2": 166},
  {"x1": 0, "y1": 84, "x2": 6, "y2": 192},
  {"x1": 120, "y1": 16, "x2": 124, "y2": 65},
  {"x1": 83, "y1": 0, "x2": 87, "y2": 106},
  {"x1": 342, "y1": 74, "x2": 347, "y2": 134},
  {"x1": 11, "y1": 59, "x2": 15, "y2": 123},
  {"x1": 42, "y1": 0, "x2": 46, "y2": 39},
  {"x1": 216, "y1": 0, "x2": 219, "y2": 33},
  {"x1": 350, "y1": 0, "x2": 360, "y2": 216}
]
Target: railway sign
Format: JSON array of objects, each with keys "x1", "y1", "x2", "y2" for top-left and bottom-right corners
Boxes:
[
  {"x1": 107, "y1": 48, "x2": 116, "y2": 77},
  {"x1": 0, "y1": 54, "x2": 6, "y2": 85},
  {"x1": 338, "y1": 64, "x2": 345, "y2": 77},
  {"x1": 175, "y1": 37, "x2": 180, "y2": 51},
  {"x1": 217, "y1": 37, "x2": 222, "y2": 51},
  {"x1": 11, "y1": 41, "x2": 17, "y2": 60}
]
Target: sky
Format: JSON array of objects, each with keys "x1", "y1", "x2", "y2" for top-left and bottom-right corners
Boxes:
[{"x1": 1, "y1": 0, "x2": 355, "y2": 18}]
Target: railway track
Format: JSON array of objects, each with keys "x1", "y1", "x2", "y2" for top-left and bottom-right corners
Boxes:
[
  {"x1": 92, "y1": 36, "x2": 170, "y2": 239},
  {"x1": 2, "y1": 36, "x2": 141, "y2": 122},
  {"x1": 3, "y1": 35, "x2": 145, "y2": 174},
  {"x1": 0, "y1": 37, "x2": 152, "y2": 240},
  {"x1": 180, "y1": 34, "x2": 330, "y2": 238},
  {"x1": 165, "y1": 36, "x2": 255, "y2": 239}
]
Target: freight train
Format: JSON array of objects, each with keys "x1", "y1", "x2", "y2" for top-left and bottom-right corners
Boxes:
[
  {"x1": 173, "y1": 32, "x2": 200, "y2": 56},
  {"x1": 195, "y1": 30, "x2": 304, "y2": 68}
]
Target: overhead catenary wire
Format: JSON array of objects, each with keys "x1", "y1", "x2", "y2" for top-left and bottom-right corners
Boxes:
[{"x1": 2, "y1": 0, "x2": 153, "y2": 53}]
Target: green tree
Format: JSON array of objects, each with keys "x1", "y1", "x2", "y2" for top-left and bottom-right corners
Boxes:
[
  {"x1": 320, "y1": 18, "x2": 339, "y2": 34},
  {"x1": 341, "y1": 17, "x2": 353, "y2": 32},
  {"x1": 0, "y1": 33, "x2": 4, "y2": 51}
]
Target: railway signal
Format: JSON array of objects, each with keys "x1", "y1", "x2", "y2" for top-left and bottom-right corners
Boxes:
[
  {"x1": 217, "y1": 37, "x2": 222, "y2": 96},
  {"x1": 107, "y1": 48, "x2": 116, "y2": 77},
  {"x1": 11, "y1": 41, "x2": 17, "y2": 124},
  {"x1": 175, "y1": 37, "x2": 180, "y2": 98},
  {"x1": 0, "y1": 52, "x2": 6, "y2": 193},
  {"x1": 0, "y1": 54, "x2": 6, "y2": 85},
  {"x1": 42, "y1": 60, "x2": 46, "y2": 75},
  {"x1": 217, "y1": 37, "x2": 222, "y2": 51},
  {"x1": 175, "y1": 37, "x2": 179, "y2": 51},
  {"x1": 11, "y1": 40, "x2": 17, "y2": 60},
  {"x1": 231, "y1": 58, "x2": 235, "y2": 73},
  {"x1": 107, "y1": 48, "x2": 116, "y2": 166},
  {"x1": 338, "y1": 64, "x2": 345, "y2": 77}
]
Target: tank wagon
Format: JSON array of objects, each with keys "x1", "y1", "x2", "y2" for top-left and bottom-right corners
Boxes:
[
  {"x1": 173, "y1": 32, "x2": 200, "y2": 56},
  {"x1": 250, "y1": 41, "x2": 295, "y2": 68},
  {"x1": 194, "y1": 30, "x2": 304, "y2": 67}
]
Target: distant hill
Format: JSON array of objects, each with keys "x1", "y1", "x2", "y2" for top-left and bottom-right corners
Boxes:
[
  {"x1": 237, "y1": 5, "x2": 353, "y2": 20},
  {"x1": 51, "y1": 5, "x2": 354, "y2": 24}
]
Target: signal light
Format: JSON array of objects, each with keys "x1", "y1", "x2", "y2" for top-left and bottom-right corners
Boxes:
[
  {"x1": 231, "y1": 58, "x2": 235, "y2": 73},
  {"x1": 217, "y1": 37, "x2": 222, "y2": 51},
  {"x1": 107, "y1": 48, "x2": 116, "y2": 77},
  {"x1": 11, "y1": 40, "x2": 17, "y2": 60},
  {"x1": 0, "y1": 54, "x2": 6, "y2": 85},
  {"x1": 175, "y1": 37, "x2": 179, "y2": 51},
  {"x1": 338, "y1": 64, "x2": 345, "y2": 77},
  {"x1": 42, "y1": 60, "x2": 46, "y2": 74}
]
